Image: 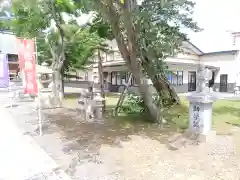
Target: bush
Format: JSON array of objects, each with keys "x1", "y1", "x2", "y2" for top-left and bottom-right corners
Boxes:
[
  {"x1": 122, "y1": 93, "x2": 176, "y2": 114},
  {"x1": 120, "y1": 94, "x2": 145, "y2": 113}
]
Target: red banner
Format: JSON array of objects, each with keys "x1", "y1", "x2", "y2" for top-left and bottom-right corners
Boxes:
[{"x1": 16, "y1": 38, "x2": 38, "y2": 95}]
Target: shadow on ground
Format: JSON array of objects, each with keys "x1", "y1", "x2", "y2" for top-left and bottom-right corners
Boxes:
[
  {"x1": 38, "y1": 99, "x2": 240, "y2": 176},
  {"x1": 40, "y1": 106, "x2": 191, "y2": 175}
]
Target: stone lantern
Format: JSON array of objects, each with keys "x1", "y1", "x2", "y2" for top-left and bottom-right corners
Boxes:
[
  {"x1": 36, "y1": 63, "x2": 53, "y2": 108},
  {"x1": 37, "y1": 62, "x2": 53, "y2": 89},
  {"x1": 186, "y1": 64, "x2": 217, "y2": 141}
]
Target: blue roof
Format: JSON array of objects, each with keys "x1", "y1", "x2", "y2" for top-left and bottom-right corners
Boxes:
[{"x1": 201, "y1": 50, "x2": 238, "y2": 56}]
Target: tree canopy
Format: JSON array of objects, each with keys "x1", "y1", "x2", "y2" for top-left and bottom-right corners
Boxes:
[
  {"x1": 6, "y1": 0, "x2": 200, "y2": 120},
  {"x1": 9, "y1": 0, "x2": 105, "y2": 73},
  {"x1": 6, "y1": 0, "x2": 107, "y2": 104},
  {"x1": 70, "y1": 0, "x2": 201, "y2": 121}
]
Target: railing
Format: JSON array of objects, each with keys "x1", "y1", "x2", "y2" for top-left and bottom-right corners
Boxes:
[
  {"x1": 102, "y1": 51, "x2": 124, "y2": 62},
  {"x1": 64, "y1": 74, "x2": 86, "y2": 81}
]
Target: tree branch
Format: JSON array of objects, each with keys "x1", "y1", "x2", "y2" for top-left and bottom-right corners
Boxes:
[
  {"x1": 50, "y1": 0, "x2": 65, "y2": 68},
  {"x1": 94, "y1": 0, "x2": 131, "y2": 66}
]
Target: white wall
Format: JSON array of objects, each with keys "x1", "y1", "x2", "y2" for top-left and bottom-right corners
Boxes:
[
  {"x1": 105, "y1": 39, "x2": 119, "y2": 51},
  {"x1": 103, "y1": 40, "x2": 202, "y2": 65},
  {"x1": 0, "y1": 33, "x2": 18, "y2": 54},
  {"x1": 168, "y1": 64, "x2": 197, "y2": 84},
  {"x1": 200, "y1": 53, "x2": 236, "y2": 83}
]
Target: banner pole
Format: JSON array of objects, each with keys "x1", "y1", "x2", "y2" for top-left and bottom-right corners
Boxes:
[
  {"x1": 34, "y1": 37, "x2": 42, "y2": 136},
  {"x1": 5, "y1": 55, "x2": 12, "y2": 108},
  {"x1": 9, "y1": 81, "x2": 13, "y2": 108},
  {"x1": 7, "y1": 68, "x2": 12, "y2": 108}
]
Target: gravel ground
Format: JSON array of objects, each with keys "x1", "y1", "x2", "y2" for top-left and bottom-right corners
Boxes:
[{"x1": 2, "y1": 98, "x2": 240, "y2": 180}]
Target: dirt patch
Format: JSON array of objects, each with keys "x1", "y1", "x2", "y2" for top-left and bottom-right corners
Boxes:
[{"x1": 35, "y1": 108, "x2": 240, "y2": 179}]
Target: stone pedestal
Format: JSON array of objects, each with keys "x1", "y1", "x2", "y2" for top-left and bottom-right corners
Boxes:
[
  {"x1": 187, "y1": 92, "x2": 217, "y2": 142},
  {"x1": 38, "y1": 90, "x2": 53, "y2": 109},
  {"x1": 36, "y1": 69, "x2": 54, "y2": 109},
  {"x1": 209, "y1": 87, "x2": 213, "y2": 93},
  {"x1": 93, "y1": 93, "x2": 104, "y2": 119}
]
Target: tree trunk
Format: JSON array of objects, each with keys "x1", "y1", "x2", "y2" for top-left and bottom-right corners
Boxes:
[
  {"x1": 52, "y1": 70, "x2": 63, "y2": 107},
  {"x1": 59, "y1": 71, "x2": 64, "y2": 101},
  {"x1": 130, "y1": 64, "x2": 158, "y2": 121},
  {"x1": 123, "y1": 26, "x2": 158, "y2": 121},
  {"x1": 152, "y1": 75, "x2": 180, "y2": 104},
  {"x1": 141, "y1": 60, "x2": 180, "y2": 105},
  {"x1": 61, "y1": 66, "x2": 65, "y2": 97},
  {"x1": 97, "y1": 49, "x2": 106, "y2": 110},
  {"x1": 146, "y1": 66, "x2": 180, "y2": 104},
  {"x1": 99, "y1": 2, "x2": 158, "y2": 121}
]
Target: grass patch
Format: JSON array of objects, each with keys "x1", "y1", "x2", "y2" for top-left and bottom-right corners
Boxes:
[
  {"x1": 63, "y1": 93, "x2": 240, "y2": 134},
  {"x1": 104, "y1": 95, "x2": 240, "y2": 134},
  {"x1": 62, "y1": 92, "x2": 81, "y2": 108}
]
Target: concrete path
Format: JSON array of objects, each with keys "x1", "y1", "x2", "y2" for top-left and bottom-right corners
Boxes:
[{"x1": 0, "y1": 107, "x2": 71, "y2": 180}]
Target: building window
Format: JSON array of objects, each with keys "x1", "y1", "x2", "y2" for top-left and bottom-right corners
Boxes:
[
  {"x1": 9, "y1": 74, "x2": 16, "y2": 80},
  {"x1": 116, "y1": 72, "x2": 121, "y2": 85},
  {"x1": 172, "y1": 71, "x2": 178, "y2": 85},
  {"x1": 111, "y1": 71, "x2": 134, "y2": 85},
  {"x1": 84, "y1": 72, "x2": 88, "y2": 81},
  {"x1": 7, "y1": 54, "x2": 18, "y2": 62},
  {"x1": 177, "y1": 71, "x2": 183, "y2": 85},
  {"x1": 106, "y1": 52, "x2": 114, "y2": 62},
  {"x1": 208, "y1": 71, "x2": 215, "y2": 87},
  {"x1": 121, "y1": 72, "x2": 127, "y2": 85},
  {"x1": 167, "y1": 71, "x2": 172, "y2": 82},
  {"x1": 167, "y1": 71, "x2": 183, "y2": 86},
  {"x1": 114, "y1": 52, "x2": 122, "y2": 61},
  {"x1": 104, "y1": 51, "x2": 115, "y2": 62},
  {"x1": 104, "y1": 52, "x2": 108, "y2": 62},
  {"x1": 131, "y1": 76, "x2": 137, "y2": 86},
  {"x1": 126, "y1": 72, "x2": 135, "y2": 85},
  {"x1": 111, "y1": 52, "x2": 115, "y2": 61},
  {"x1": 111, "y1": 72, "x2": 117, "y2": 85}
]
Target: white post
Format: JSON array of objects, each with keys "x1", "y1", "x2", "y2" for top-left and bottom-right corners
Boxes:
[
  {"x1": 34, "y1": 37, "x2": 43, "y2": 136},
  {"x1": 7, "y1": 70, "x2": 13, "y2": 108},
  {"x1": 8, "y1": 85, "x2": 12, "y2": 108},
  {"x1": 8, "y1": 71, "x2": 12, "y2": 108},
  {"x1": 9, "y1": 85, "x2": 13, "y2": 108},
  {"x1": 37, "y1": 75, "x2": 42, "y2": 136}
]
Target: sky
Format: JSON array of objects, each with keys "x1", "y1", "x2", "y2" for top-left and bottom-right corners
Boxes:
[
  {"x1": 76, "y1": 0, "x2": 240, "y2": 53},
  {"x1": 188, "y1": 0, "x2": 240, "y2": 52},
  {"x1": 1, "y1": 0, "x2": 239, "y2": 53}
]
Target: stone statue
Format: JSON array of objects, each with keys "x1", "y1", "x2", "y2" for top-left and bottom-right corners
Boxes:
[
  {"x1": 196, "y1": 64, "x2": 205, "y2": 93},
  {"x1": 196, "y1": 64, "x2": 211, "y2": 93}
]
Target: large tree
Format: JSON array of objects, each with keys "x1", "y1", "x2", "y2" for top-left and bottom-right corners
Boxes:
[
  {"x1": 9, "y1": 0, "x2": 104, "y2": 106},
  {"x1": 9, "y1": 0, "x2": 200, "y2": 121},
  {"x1": 72, "y1": 0, "x2": 200, "y2": 122},
  {"x1": 0, "y1": 0, "x2": 12, "y2": 29},
  {"x1": 10, "y1": 0, "x2": 68, "y2": 106}
]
